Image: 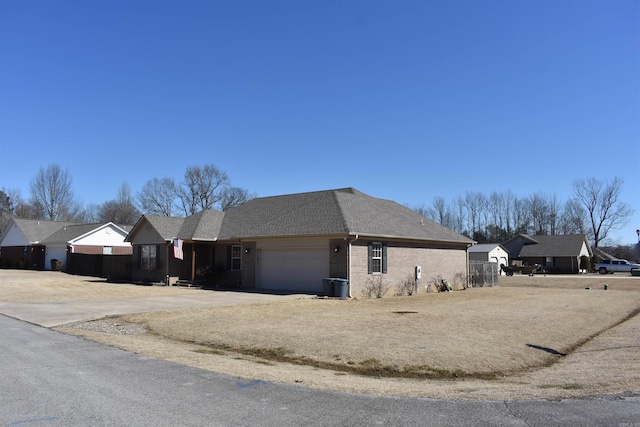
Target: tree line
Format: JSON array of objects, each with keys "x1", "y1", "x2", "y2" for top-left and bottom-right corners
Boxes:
[
  {"x1": 0, "y1": 163, "x2": 254, "y2": 230},
  {"x1": 410, "y1": 176, "x2": 633, "y2": 248},
  {"x1": 1, "y1": 165, "x2": 634, "y2": 248}
]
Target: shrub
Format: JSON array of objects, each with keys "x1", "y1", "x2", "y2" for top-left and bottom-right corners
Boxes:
[
  {"x1": 579, "y1": 255, "x2": 591, "y2": 272},
  {"x1": 395, "y1": 274, "x2": 416, "y2": 296},
  {"x1": 362, "y1": 276, "x2": 390, "y2": 298}
]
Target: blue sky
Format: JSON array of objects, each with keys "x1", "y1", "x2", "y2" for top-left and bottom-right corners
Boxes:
[{"x1": 1, "y1": 0, "x2": 638, "y2": 243}]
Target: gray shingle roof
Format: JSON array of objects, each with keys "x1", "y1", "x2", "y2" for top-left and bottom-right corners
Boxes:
[
  {"x1": 177, "y1": 210, "x2": 225, "y2": 241},
  {"x1": 517, "y1": 234, "x2": 590, "y2": 257},
  {"x1": 143, "y1": 216, "x2": 185, "y2": 241},
  {"x1": 468, "y1": 243, "x2": 509, "y2": 254},
  {"x1": 129, "y1": 188, "x2": 474, "y2": 244},
  {"x1": 8, "y1": 219, "x2": 79, "y2": 243},
  {"x1": 41, "y1": 223, "x2": 106, "y2": 243},
  {"x1": 216, "y1": 188, "x2": 473, "y2": 243}
]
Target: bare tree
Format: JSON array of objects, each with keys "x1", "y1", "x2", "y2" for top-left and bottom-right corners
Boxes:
[
  {"x1": 572, "y1": 177, "x2": 634, "y2": 247},
  {"x1": 0, "y1": 189, "x2": 14, "y2": 232},
  {"x1": 176, "y1": 165, "x2": 229, "y2": 216},
  {"x1": 431, "y1": 196, "x2": 454, "y2": 229},
  {"x1": 29, "y1": 164, "x2": 80, "y2": 221},
  {"x1": 98, "y1": 182, "x2": 140, "y2": 224},
  {"x1": 558, "y1": 199, "x2": 587, "y2": 235},
  {"x1": 82, "y1": 203, "x2": 101, "y2": 223},
  {"x1": 547, "y1": 193, "x2": 561, "y2": 235},
  {"x1": 529, "y1": 193, "x2": 550, "y2": 235},
  {"x1": 219, "y1": 187, "x2": 254, "y2": 211},
  {"x1": 137, "y1": 177, "x2": 176, "y2": 216}
]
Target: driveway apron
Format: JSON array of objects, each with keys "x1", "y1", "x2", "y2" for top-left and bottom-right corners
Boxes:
[{"x1": 0, "y1": 291, "x2": 305, "y2": 327}]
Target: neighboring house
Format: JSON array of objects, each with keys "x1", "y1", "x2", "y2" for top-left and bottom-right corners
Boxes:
[
  {"x1": 0, "y1": 218, "x2": 132, "y2": 271},
  {"x1": 126, "y1": 188, "x2": 475, "y2": 296},
  {"x1": 502, "y1": 234, "x2": 592, "y2": 274},
  {"x1": 468, "y1": 243, "x2": 509, "y2": 274}
]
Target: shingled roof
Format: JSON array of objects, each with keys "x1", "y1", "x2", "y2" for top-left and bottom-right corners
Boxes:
[
  {"x1": 132, "y1": 215, "x2": 185, "y2": 241},
  {"x1": 128, "y1": 188, "x2": 474, "y2": 244},
  {"x1": 214, "y1": 188, "x2": 472, "y2": 243},
  {"x1": 514, "y1": 234, "x2": 591, "y2": 257},
  {"x1": 3, "y1": 218, "x2": 79, "y2": 244}
]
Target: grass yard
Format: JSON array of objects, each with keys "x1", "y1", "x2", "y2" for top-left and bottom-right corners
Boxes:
[{"x1": 126, "y1": 276, "x2": 640, "y2": 379}]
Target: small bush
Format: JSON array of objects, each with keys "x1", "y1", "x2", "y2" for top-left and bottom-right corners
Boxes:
[
  {"x1": 362, "y1": 276, "x2": 390, "y2": 298},
  {"x1": 579, "y1": 255, "x2": 591, "y2": 272},
  {"x1": 395, "y1": 274, "x2": 416, "y2": 296}
]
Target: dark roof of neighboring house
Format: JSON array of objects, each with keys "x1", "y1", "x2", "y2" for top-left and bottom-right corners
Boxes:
[
  {"x1": 2, "y1": 218, "x2": 79, "y2": 244},
  {"x1": 131, "y1": 188, "x2": 474, "y2": 244},
  {"x1": 512, "y1": 234, "x2": 591, "y2": 257}
]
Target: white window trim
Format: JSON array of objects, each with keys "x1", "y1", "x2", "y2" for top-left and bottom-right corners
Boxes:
[
  {"x1": 231, "y1": 245, "x2": 242, "y2": 271},
  {"x1": 371, "y1": 242, "x2": 383, "y2": 274}
]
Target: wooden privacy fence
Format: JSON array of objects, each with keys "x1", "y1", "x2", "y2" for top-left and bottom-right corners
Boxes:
[
  {"x1": 469, "y1": 261, "x2": 499, "y2": 287},
  {"x1": 66, "y1": 253, "x2": 132, "y2": 280}
]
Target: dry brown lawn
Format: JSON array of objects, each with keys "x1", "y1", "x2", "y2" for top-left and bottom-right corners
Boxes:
[
  {"x1": 0, "y1": 270, "x2": 211, "y2": 302},
  {"x1": 3, "y1": 269, "x2": 639, "y2": 399}
]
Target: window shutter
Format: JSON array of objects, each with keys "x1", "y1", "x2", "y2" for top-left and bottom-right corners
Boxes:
[
  {"x1": 226, "y1": 245, "x2": 232, "y2": 270},
  {"x1": 367, "y1": 242, "x2": 373, "y2": 274},
  {"x1": 382, "y1": 243, "x2": 387, "y2": 274}
]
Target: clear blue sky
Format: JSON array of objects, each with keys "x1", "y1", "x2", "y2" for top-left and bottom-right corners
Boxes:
[{"x1": 1, "y1": 0, "x2": 638, "y2": 244}]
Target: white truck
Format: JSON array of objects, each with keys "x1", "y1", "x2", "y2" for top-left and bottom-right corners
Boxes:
[{"x1": 595, "y1": 259, "x2": 640, "y2": 274}]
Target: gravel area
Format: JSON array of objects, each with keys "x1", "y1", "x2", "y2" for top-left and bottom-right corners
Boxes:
[{"x1": 64, "y1": 318, "x2": 148, "y2": 335}]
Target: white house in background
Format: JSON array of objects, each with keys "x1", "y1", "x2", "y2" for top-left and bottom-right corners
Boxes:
[
  {"x1": 40, "y1": 222, "x2": 132, "y2": 270},
  {"x1": 0, "y1": 218, "x2": 131, "y2": 270},
  {"x1": 468, "y1": 243, "x2": 509, "y2": 274}
]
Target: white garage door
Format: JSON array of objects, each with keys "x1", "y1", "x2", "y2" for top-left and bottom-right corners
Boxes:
[{"x1": 258, "y1": 248, "x2": 329, "y2": 293}]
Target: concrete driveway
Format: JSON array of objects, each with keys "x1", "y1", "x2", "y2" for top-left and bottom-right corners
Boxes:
[{"x1": 0, "y1": 291, "x2": 306, "y2": 327}]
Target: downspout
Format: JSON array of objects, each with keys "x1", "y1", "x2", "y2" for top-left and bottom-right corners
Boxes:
[
  {"x1": 345, "y1": 234, "x2": 359, "y2": 298},
  {"x1": 466, "y1": 243, "x2": 472, "y2": 288}
]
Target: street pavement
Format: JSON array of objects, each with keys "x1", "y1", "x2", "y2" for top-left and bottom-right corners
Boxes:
[{"x1": 2, "y1": 315, "x2": 639, "y2": 426}]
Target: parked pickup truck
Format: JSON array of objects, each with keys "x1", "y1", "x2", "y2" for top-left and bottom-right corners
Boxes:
[{"x1": 595, "y1": 259, "x2": 640, "y2": 274}]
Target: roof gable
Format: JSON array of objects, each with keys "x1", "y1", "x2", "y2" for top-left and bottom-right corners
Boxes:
[
  {"x1": 177, "y1": 210, "x2": 225, "y2": 241},
  {"x1": 126, "y1": 215, "x2": 185, "y2": 243}
]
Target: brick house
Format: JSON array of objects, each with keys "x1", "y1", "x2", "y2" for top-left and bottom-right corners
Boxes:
[{"x1": 126, "y1": 188, "x2": 474, "y2": 297}]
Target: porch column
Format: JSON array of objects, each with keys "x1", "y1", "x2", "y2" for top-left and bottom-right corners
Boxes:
[{"x1": 191, "y1": 244, "x2": 196, "y2": 281}]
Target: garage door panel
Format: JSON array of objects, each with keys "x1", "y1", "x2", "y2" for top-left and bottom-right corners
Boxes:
[{"x1": 258, "y1": 248, "x2": 329, "y2": 293}]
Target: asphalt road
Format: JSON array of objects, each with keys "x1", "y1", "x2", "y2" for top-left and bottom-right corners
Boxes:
[{"x1": 2, "y1": 315, "x2": 639, "y2": 426}]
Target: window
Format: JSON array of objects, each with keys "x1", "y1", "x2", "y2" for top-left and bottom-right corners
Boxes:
[
  {"x1": 368, "y1": 242, "x2": 387, "y2": 274},
  {"x1": 103, "y1": 246, "x2": 113, "y2": 255},
  {"x1": 231, "y1": 245, "x2": 242, "y2": 270},
  {"x1": 141, "y1": 245, "x2": 157, "y2": 270}
]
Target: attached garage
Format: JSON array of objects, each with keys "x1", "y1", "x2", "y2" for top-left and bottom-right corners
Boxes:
[{"x1": 257, "y1": 241, "x2": 329, "y2": 293}]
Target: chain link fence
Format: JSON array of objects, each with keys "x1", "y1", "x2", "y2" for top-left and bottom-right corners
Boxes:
[{"x1": 469, "y1": 261, "x2": 499, "y2": 287}]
